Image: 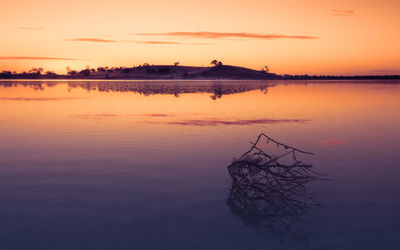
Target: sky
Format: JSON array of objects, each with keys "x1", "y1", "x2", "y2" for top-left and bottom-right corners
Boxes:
[{"x1": 0, "y1": 0, "x2": 399, "y2": 75}]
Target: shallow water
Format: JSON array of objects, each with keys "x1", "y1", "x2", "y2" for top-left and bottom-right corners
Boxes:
[{"x1": 0, "y1": 80, "x2": 399, "y2": 250}]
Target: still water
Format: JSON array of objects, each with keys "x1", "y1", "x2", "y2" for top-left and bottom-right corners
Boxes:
[{"x1": 0, "y1": 80, "x2": 399, "y2": 250}]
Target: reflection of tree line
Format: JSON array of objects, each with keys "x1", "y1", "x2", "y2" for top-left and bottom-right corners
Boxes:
[
  {"x1": 67, "y1": 81, "x2": 272, "y2": 98},
  {"x1": 0, "y1": 81, "x2": 273, "y2": 99},
  {"x1": 0, "y1": 81, "x2": 58, "y2": 91}
]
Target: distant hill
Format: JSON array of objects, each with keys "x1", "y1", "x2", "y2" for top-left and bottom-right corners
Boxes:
[
  {"x1": 73, "y1": 64, "x2": 279, "y2": 80},
  {"x1": 0, "y1": 64, "x2": 278, "y2": 80}
]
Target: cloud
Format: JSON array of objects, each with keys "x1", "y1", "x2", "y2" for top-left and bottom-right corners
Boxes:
[
  {"x1": 71, "y1": 114, "x2": 118, "y2": 119},
  {"x1": 0, "y1": 97, "x2": 82, "y2": 101},
  {"x1": 0, "y1": 56, "x2": 78, "y2": 60},
  {"x1": 18, "y1": 27, "x2": 44, "y2": 30},
  {"x1": 138, "y1": 41, "x2": 179, "y2": 44},
  {"x1": 132, "y1": 32, "x2": 318, "y2": 40},
  {"x1": 65, "y1": 38, "x2": 210, "y2": 45},
  {"x1": 122, "y1": 40, "x2": 181, "y2": 45},
  {"x1": 71, "y1": 113, "x2": 174, "y2": 119},
  {"x1": 130, "y1": 40, "x2": 211, "y2": 45},
  {"x1": 331, "y1": 10, "x2": 355, "y2": 16},
  {"x1": 147, "y1": 118, "x2": 310, "y2": 126},
  {"x1": 66, "y1": 38, "x2": 116, "y2": 43},
  {"x1": 137, "y1": 113, "x2": 173, "y2": 117}
]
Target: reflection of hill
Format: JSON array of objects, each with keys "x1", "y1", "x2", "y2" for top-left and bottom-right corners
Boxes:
[
  {"x1": 0, "y1": 80, "x2": 274, "y2": 99},
  {"x1": 67, "y1": 81, "x2": 272, "y2": 98}
]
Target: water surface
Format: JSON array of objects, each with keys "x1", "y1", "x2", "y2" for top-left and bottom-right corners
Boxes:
[{"x1": 0, "y1": 80, "x2": 399, "y2": 250}]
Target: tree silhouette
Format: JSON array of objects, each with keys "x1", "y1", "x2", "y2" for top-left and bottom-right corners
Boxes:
[
  {"x1": 45, "y1": 71, "x2": 56, "y2": 76},
  {"x1": 67, "y1": 70, "x2": 78, "y2": 76},
  {"x1": 79, "y1": 69, "x2": 90, "y2": 76},
  {"x1": 28, "y1": 67, "x2": 43, "y2": 74},
  {"x1": 211, "y1": 60, "x2": 223, "y2": 66}
]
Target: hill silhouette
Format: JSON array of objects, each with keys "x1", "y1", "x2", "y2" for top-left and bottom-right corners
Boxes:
[{"x1": 71, "y1": 64, "x2": 279, "y2": 80}]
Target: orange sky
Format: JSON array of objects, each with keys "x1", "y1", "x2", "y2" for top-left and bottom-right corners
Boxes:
[{"x1": 1, "y1": 0, "x2": 399, "y2": 75}]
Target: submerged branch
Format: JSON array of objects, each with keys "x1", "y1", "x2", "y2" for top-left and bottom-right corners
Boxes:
[{"x1": 227, "y1": 133, "x2": 325, "y2": 234}]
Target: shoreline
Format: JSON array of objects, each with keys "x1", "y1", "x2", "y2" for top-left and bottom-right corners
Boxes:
[
  {"x1": 1, "y1": 77, "x2": 400, "y2": 81},
  {"x1": 1, "y1": 65, "x2": 399, "y2": 81}
]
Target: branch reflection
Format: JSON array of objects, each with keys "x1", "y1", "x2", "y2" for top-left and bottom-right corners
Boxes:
[{"x1": 227, "y1": 133, "x2": 325, "y2": 238}]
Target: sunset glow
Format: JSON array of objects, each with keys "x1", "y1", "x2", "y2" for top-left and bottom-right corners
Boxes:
[{"x1": 1, "y1": 0, "x2": 399, "y2": 75}]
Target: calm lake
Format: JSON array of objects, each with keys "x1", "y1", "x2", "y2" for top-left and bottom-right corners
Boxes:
[{"x1": 0, "y1": 80, "x2": 399, "y2": 250}]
